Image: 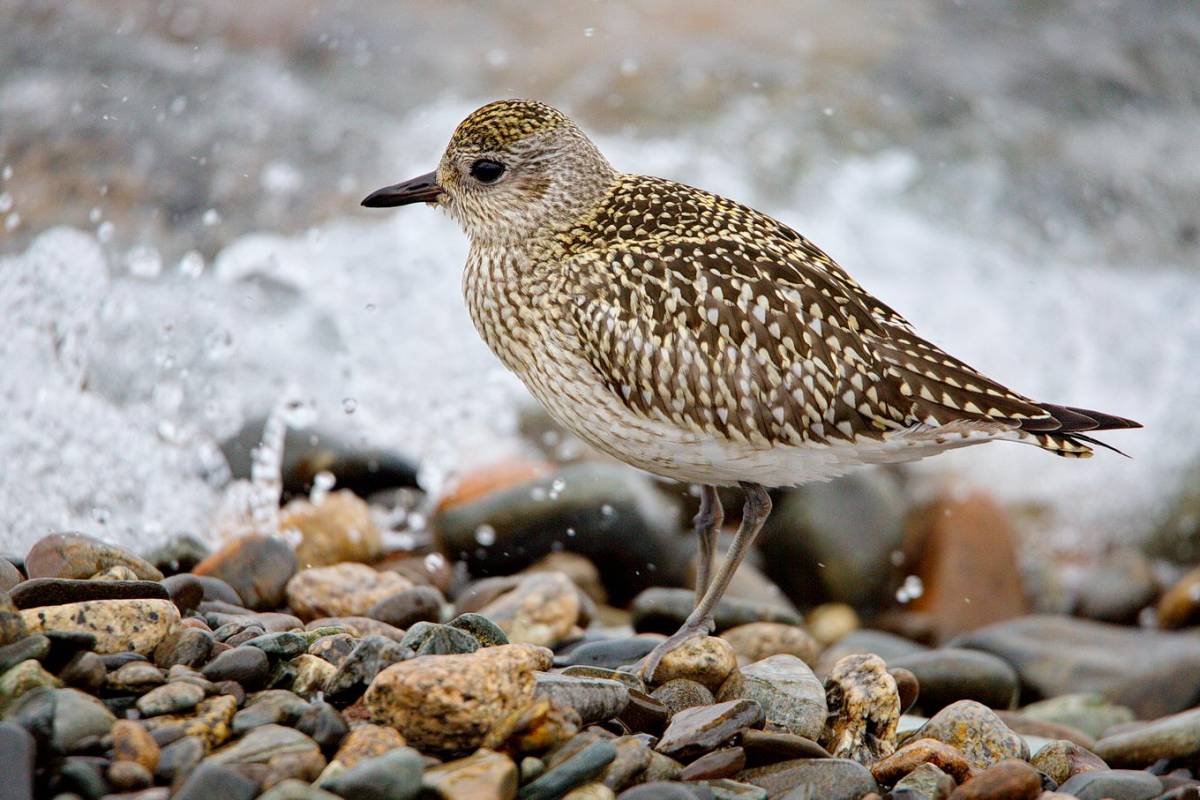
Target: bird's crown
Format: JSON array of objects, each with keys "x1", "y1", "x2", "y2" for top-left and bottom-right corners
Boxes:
[{"x1": 448, "y1": 99, "x2": 572, "y2": 154}]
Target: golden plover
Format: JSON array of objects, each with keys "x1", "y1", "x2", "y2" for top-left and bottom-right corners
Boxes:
[{"x1": 363, "y1": 99, "x2": 1140, "y2": 678}]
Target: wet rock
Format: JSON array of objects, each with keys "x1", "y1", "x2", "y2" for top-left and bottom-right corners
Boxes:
[
  {"x1": 287, "y1": 563, "x2": 413, "y2": 622},
  {"x1": 107, "y1": 759, "x2": 154, "y2": 791},
  {"x1": 1030, "y1": 739, "x2": 1107, "y2": 784},
  {"x1": 292, "y1": 654, "x2": 337, "y2": 699},
  {"x1": 243, "y1": 631, "x2": 309, "y2": 659},
  {"x1": 871, "y1": 738, "x2": 976, "y2": 785},
  {"x1": 9, "y1": 577, "x2": 168, "y2": 608},
  {"x1": 106, "y1": 660, "x2": 166, "y2": 692},
  {"x1": 820, "y1": 654, "x2": 900, "y2": 765},
  {"x1": 142, "y1": 533, "x2": 210, "y2": 576},
  {"x1": 25, "y1": 532, "x2": 163, "y2": 582},
  {"x1": 719, "y1": 622, "x2": 819, "y2": 666},
  {"x1": 656, "y1": 698, "x2": 764, "y2": 760},
  {"x1": 652, "y1": 679, "x2": 715, "y2": 715},
  {"x1": 112, "y1": 718, "x2": 160, "y2": 771},
  {"x1": 40, "y1": 687, "x2": 117, "y2": 752},
  {"x1": 913, "y1": 700, "x2": 1028, "y2": 770},
  {"x1": 478, "y1": 571, "x2": 581, "y2": 648},
  {"x1": 296, "y1": 701, "x2": 348, "y2": 753},
  {"x1": 717, "y1": 655, "x2": 826, "y2": 740},
  {"x1": 195, "y1": 575, "x2": 245, "y2": 605},
  {"x1": 364, "y1": 643, "x2": 551, "y2": 752},
  {"x1": 320, "y1": 746, "x2": 423, "y2": 800},
  {"x1": 1093, "y1": 706, "x2": 1200, "y2": 767},
  {"x1": 818, "y1": 629, "x2": 928, "y2": 676},
  {"x1": 0, "y1": 559, "x2": 22, "y2": 592},
  {"x1": 632, "y1": 588, "x2": 802, "y2": 636},
  {"x1": 434, "y1": 462, "x2": 688, "y2": 604},
  {"x1": 758, "y1": 472, "x2": 907, "y2": 610},
  {"x1": 153, "y1": 627, "x2": 214, "y2": 669},
  {"x1": 326, "y1": 635, "x2": 412, "y2": 697},
  {"x1": 741, "y1": 729, "x2": 830, "y2": 765},
  {"x1": 1056, "y1": 768, "x2": 1163, "y2": 800},
  {"x1": 948, "y1": 758, "x2": 1040, "y2": 800},
  {"x1": 616, "y1": 689, "x2": 670, "y2": 736},
  {"x1": 0, "y1": 633, "x2": 48, "y2": 671},
  {"x1": 597, "y1": 735, "x2": 653, "y2": 790},
  {"x1": 232, "y1": 689, "x2": 308, "y2": 733},
  {"x1": 0, "y1": 591, "x2": 29, "y2": 646},
  {"x1": 155, "y1": 734, "x2": 205, "y2": 783},
  {"x1": 368, "y1": 585, "x2": 444, "y2": 629},
  {"x1": 193, "y1": 534, "x2": 298, "y2": 611},
  {"x1": 447, "y1": 612, "x2": 510, "y2": 647},
  {"x1": 322, "y1": 723, "x2": 406, "y2": 775},
  {"x1": 173, "y1": 762, "x2": 258, "y2": 800},
  {"x1": 890, "y1": 649, "x2": 1019, "y2": 714},
  {"x1": 59, "y1": 650, "x2": 106, "y2": 691},
  {"x1": 0, "y1": 659, "x2": 62, "y2": 712},
  {"x1": 202, "y1": 645, "x2": 270, "y2": 687},
  {"x1": 891, "y1": 667, "x2": 920, "y2": 715},
  {"x1": 739, "y1": 758, "x2": 879, "y2": 800},
  {"x1": 400, "y1": 622, "x2": 480, "y2": 656},
  {"x1": 207, "y1": 722, "x2": 321, "y2": 765},
  {"x1": 281, "y1": 490, "x2": 383, "y2": 569},
  {"x1": 522, "y1": 740, "x2": 618, "y2": 799},
  {"x1": 423, "y1": 747, "x2": 518, "y2": 799},
  {"x1": 955, "y1": 615, "x2": 1200, "y2": 718},
  {"x1": 555, "y1": 636, "x2": 660, "y2": 670},
  {"x1": 892, "y1": 762, "x2": 955, "y2": 800},
  {"x1": 647, "y1": 635, "x2": 738, "y2": 691},
  {"x1": 19, "y1": 598, "x2": 178, "y2": 655},
  {"x1": 535, "y1": 672, "x2": 629, "y2": 723},
  {"x1": 1018, "y1": 693, "x2": 1135, "y2": 740},
  {"x1": 136, "y1": 680, "x2": 205, "y2": 716},
  {"x1": 161, "y1": 574, "x2": 204, "y2": 614},
  {"x1": 680, "y1": 747, "x2": 746, "y2": 780}
]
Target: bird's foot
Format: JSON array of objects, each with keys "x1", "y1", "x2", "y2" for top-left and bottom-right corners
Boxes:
[{"x1": 634, "y1": 614, "x2": 715, "y2": 684}]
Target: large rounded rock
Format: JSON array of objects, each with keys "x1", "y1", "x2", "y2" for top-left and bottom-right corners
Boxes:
[
  {"x1": 913, "y1": 700, "x2": 1029, "y2": 770},
  {"x1": 193, "y1": 534, "x2": 297, "y2": 611},
  {"x1": 655, "y1": 698, "x2": 763, "y2": 760},
  {"x1": 647, "y1": 635, "x2": 737, "y2": 691},
  {"x1": 719, "y1": 622, "x2": 819, "y2": 666},
  {"x1": 1093, "y1": 706, "x2": 1200, "y2": 768},
  {"x1": 24, "y1": 533, "x2": 162, "y2": 582},
  {"x1": 889, "y1": 648, "x2": 1019, "y2": 713},
  {"x1": 280, "y1": 490, "x2": 383, "y2": 569},
  {"x1": 477, "y1": 571, "x2": 581, "y2": 648},
  {"x1": 716, "y1": 655, "x2": 827, "y2": 739},
  {"x1": 9, "y1": 578, "x2": 169, "y2": 609},
  {"x1": 19, "y1": 599, "x2": 178, "y2": 654},
  {"x1": 286, "y1": 563, "x2": 412, "y2": 622},
  {"x1": 363, "y1": 643, "x2": 551, "y2": 752}
]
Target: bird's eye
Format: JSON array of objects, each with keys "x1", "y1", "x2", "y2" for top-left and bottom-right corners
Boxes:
[{"x1": 469, "y1": 159, "x2": 506, "y2": 184}]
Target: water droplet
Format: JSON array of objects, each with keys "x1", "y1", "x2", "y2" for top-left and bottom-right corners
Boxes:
[
  {"x1": 530, "y1": 486, "x2": 548, "y2": 502},
  {"x1": 202, "y1": 208, "x2": 220, "y2": 226},
  {"x1": 1, "y1": 165, "x2": 11, "y2": 180},
  {"x1": 895, "y1": 574, "x2": 924, "y2": 604},
  {"x1": 178, "y1": 250, "x2": 205, "y2": 278},
  {"x1": 126, "y1": 244, "x2": 162, "y2": 278},
  {"x1": 0, "y1": 192, "x2": 13, "y2": 213},
  {"x1": 96, "y1": 221, "x2": 115, "y2": 242},
  {"x1": 583, "y1": 26, "x2": 595, "y2": 37},
  {"x1": 88, "y1": 206, "x2": 103, "y2": 223},
  {"x1": 4, "y1": 212, "x2": 20, "y2": 232},
  {"x1": 823, "y1": 106, "x2": 835, "y2": 116},
  {"x1": 474, "y1": 524, "x2": 496, "y2": 546},
  {"x1": 565, "y1": 527, "x2": 577, "y2": 538},
  {"x1": 342, "y1": 397, "x2": 358, "y2": 414},
  {"x1": 310, "y1": 470, "x2": 336, "y2": 504}
]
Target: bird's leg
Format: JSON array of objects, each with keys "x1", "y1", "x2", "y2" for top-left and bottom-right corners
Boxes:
[
  {"x1": 693, "y1": 485, "x2": 723, "y2": 604},
  {"x1": 638, "y1": 483, "x2": 772, "y2": 683}
]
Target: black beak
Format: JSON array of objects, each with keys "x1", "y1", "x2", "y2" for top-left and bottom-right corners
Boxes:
[{"x1": 361, "y1": 171, "x2": 444, "y2": 207}]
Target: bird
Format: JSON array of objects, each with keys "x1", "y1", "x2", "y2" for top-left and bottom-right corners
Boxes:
[{"x1": 362, "y1": 98, "x2": 1140, "y2": 679}]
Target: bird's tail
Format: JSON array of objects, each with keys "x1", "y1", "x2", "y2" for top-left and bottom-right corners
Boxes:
[{"x1": 1023, "y1": 404, "x2": 1142, "y2": 458}]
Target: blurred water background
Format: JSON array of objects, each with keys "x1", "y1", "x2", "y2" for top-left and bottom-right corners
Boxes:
[{"x1": 2, "y1": 0, "x2": 1198, "y2": 556}]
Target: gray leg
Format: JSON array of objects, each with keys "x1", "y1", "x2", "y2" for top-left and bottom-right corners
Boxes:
[
  {"x1": 693, "y1": 485, "x2": 723, "y2": 604},
  {"x1": 638, "y1": 483, "x2": 772, "y2": 683}
]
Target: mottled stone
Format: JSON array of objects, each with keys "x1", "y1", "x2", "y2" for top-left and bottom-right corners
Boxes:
[
  {"x1": 892, "y1": 762, "x2": 955, "y2": 800},
  {"x1": 324, "y1": 723, "x2": 406, "y2": 775},
  {"x1": 1093, "y1": 706, "x2": 1200, "y2": 767},
  {"x1": 25, "y1": 533, "x2": 162, "y2": 582},
  {"x1": 207, "y1": 723, "x2": 321, "y2": 765},
  {"x1": 718, "y1": 654, "x2": 827, "y2": 739},
  {"x1": 914, "y1": 700, "x2": 1029, "y2": 770},
  {"x1": 423, "y1": 748, "x2": 518, "y2": 799},
  {"x1": 320, "y1": 746, "x2": 423, "y2": 800},
  {"x1": 0, "y1": 659, "x2": 61, "y2": 712},
  {"x1": 112, "y1": 719, "x2": 160, "y2": 771},
  {"x1": 872, "y1": 737, "x2": 975, "y2": 785},
  {"x1": 326, "y1": 635, "x2": 412, "y2": 696},
  {"x1": 448, "y1": 612, "x2": 510, "y2": 647},
  {"x1": 1030, "y1": 739, "x2": 1107, "y2": 785},
  {"x1": 0, "y1": 591, "x2": 27, "y2": 647},
  {"x1": 9, "y1": 577, "x2": 168, "y2": 609},
  {"x1": 19, "y1": 598, "x2": 178, "y2": 655},
  {"x1": 821, "y1": 653, "x2": 900, "y2": 765},
  {"x1": 477, "y1": 571, "x2": 581, "y2": 648},
  {"x1": 152, "y1": 627, "x2": 214, "y2": 672},
  {"x1": 656, "y1": 699, "x2": 764, "y2": 760},
  {"x1": 720, "y1": 622, "x2": 820, "y2": 666},
  {"x1": 106, "y1": 660, "x2": 166, "y2": 692},
  {"x1": 648, "y1": 635, "x2": 737, "y2": 691},
  {"x1": 287, "y1": 563, "x2": 413, "y2": 622},
  {"x1": 739, "y1": 758, "x2": 879, "y2": 800},
  {"x1": 364, "y1": 643, "x2": 551, "y2": 752},
  {"x1": 368, "y1": 585, "x2": 444, "y2": 630},
  {"x1": 292, "y1": 654, "x2": 337, "y2": 699},
  {"x1": 136, "y1": 681, "x2": 205, "y2": 716},
  {"x1": 535, "y1": 672, "x2": 630, "y2": 723},
  {"x1": 890, "y1": 649, "x2": 1018, "y2": 714},
  {"x1": 400, "y1": 621, "x2": 480, "y2": 656},
  {"x1": 1056, "y1": 768, "x2": 1163, "y2": 800},
  {"x1": 652, "y1": 678, "x2": 715, "y2": 715},
  {"x1": 281, "y1": 490, "x2": 383, "y2": 569},
  {"x1": 946, "y1": 759, "x2": 1040, "y2": 800},
  {"x1": 202, "y1": 645, "x2": 270, "y2": 687},
  {"x1": 193, "y1": 534, "x2": 297, "y2": 611}
]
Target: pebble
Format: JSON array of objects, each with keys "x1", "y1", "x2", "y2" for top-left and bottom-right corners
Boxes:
[
  {"x1": 286, "y1": 563, "x2": 413, "y2": 621},
  {"x1": 292, "y1": 654, "x2": 337, "y2": 699},
  {"x1": 653, "y1": 679, "x2": 715, "y2": 714},
  {"x1": 136, "y1": 681, "x2": 205, "y2": 716},
  {"x1": 821, "y1": 653, "x2": 900, "y2": 764},
  {"x1": 280, "y1": 489, "x2": 383, "y2": 569},
  {"x1": 201, "y1": 645, "x2": 270, "y2": 687},
  {"x1": 0, "y1": 633, "x2": 48, "y2": 670},
  {"x1": 195, "y1": 575, "x2": 245, "y2": 605},
  {"x1": 46, "y1": 687, "x2": 117, "y2": 752},
  {"x1": 142, "y1": 533, "x2": 211, "y2": 576},
  {"x1": 1156, "y1": 563, "x2": 1200, "y2": 629},
  {"x1": 563, "y1": 665, "x2": 646, "y2": 693},
  {"x1": 107, "y1": 759, "x2": 153, "y2": 791},
  {"x1": 954, "y1": 614, "x2": 1200, "y2": 719},
  {"x1": 655, "y1": 699, "x2": 764, "y2": 760},
  {"x1": 0, "y1": 720, "x2": 36, "y2": 800},
  {"x1": 423, "y1": 747, "x2": 518, "y2": 799},
  {"x1": 0, "y1": 660, "x2": 62, "y2": 713},
  {"x1": 106, "y1": 660, "x2": 166, "y2": 692},
  {"x1": 1030, "y1": 739, "x2": 1108, "y2": 784},
  {"x1": 447, "y1": 612, "x2": 511, "y2": 647},
  {"x1": 368, "y1": 585, "x2": 444, "y2": 629},
  {"x1": 563, "y1": 785, "x2": 616, "y2": 800},
  {"x1": 243, "y1": 631, "x2": 309, "y2": 659},
  {"x1": 400, "y1": 621, "x2": 480, "y2": 655},
  {"x1": 173, "y1": 762, "x2": 258, "y2": 800},
  {"x1": 719, "y1": 622, "x2": 819, "y2": 666},
  {"x1": 320, "y1": 746, "x2": 423, "y2": 800},
  {"x1": 0, "y1": 558, "x2": 21, "y2": 592},
  {"x1": 112, "y1": 719, "x2": 160, "y2": 771},
  {"x1": 1018, "y1": 693, "x2": 1135, "y2": 739},
  {"x1": 9, "y1": 577, "x2": 168, "y2": 608},
  {"x1": 818, "y1": 629, "x2": 928, "y2": 675},
  {"x1": 913, "y1": 700, "x2": 1029, "y2": 770},
  {"x1": 296, "y1": 701, "x2": 349, "y2": 753},
  {"x1": 995, "y1": 710, "x2": 1095, "y2": 749},
  {"x1": 206, "y1": 722, "x2": 321, "y2": 765},
  {"x1": 259, "y1": 779, "x2": 343, "y2": 800},
  {"x1": 25, "y1": 532, "x2": 163, "y2": 581},
  {"x1": 871, "y1": 738, "x2": 976, "y2": 785},
  {"x1": 948, "y1": 758, "x2": 1041, "y2": 800},
  {"x1": 716, "y1": 654, "x2": 826, "y2": 740},
  {"x1": 59, "y1": 651, "x2": 105, "y2": 691},
  {"x1": 19, "y1": 598, "x2": 178, "y2": 655},
  {"x1": 521, "y1": 739, "x2": 618, "y2": 799},
  {"x1": 308, "y1": 633, "x2": 358, "y2": 665},
  {"x1": 617, "y1": 689, "x2": 671, "y2": 736},
  {"x1": 325, "y1": 634, "x2": 412, "y2": 696},
  {"x1": 535, "y1": 672, "x2": 630, "y2": 723},
  {"x1": 598, "y1": 735, "x2": 653, "y2": 790},
  {"x1": 153, "y1": 627, "x2": 214, "y2": 669},
  {"x1": 232, "y1": 689, "x2": 308, "y2": 733},
  {"x1": 679, "y1": 747, "x2": 745, "y2": 780},
  {"x1": 892, "y1": 762, "x2": 955, "y2": 800},
  {"x1": 632, "y1": 588, "x2": 802, "y2": 635},
  {"x1": 1093, "y1": 706, "x2": 1200, "y2": 767},
  {"x1": 739, "y1": 758, "x2": 879, "y2": 800},
  {"x1": 479, "y1": 571, "x2": 582, "y2": 648},
  {"x1": 160, "y1": 573, "x2": 204, "y2": 613},
  {"x1": 648, "y1": 635, "x2": 738, "y2": 691},
  {"x1": 616, "y1": 783, "x2": 698, "y2": 800},
  {"x1": 363, "y1": 643, "x2": 551, "y2": 752},
  {"x1": 889, "y1": 649, "x2": 1018, "y2": 714},
  {"x1": 155, "y1": 735, "x2": 205, "y2": 783},
  {"x1": 1056, "y1": 768, "x2": 1164, "y2": 800},
  {"x1": 740, "y1": 729, "x2": 830, "y2": 766},
  {"x1": 555, "y1": 636, "x2": 661, "y2": 669},
  {"x1": 193, "y1": 534, "x2": 298, "y2": 610}
]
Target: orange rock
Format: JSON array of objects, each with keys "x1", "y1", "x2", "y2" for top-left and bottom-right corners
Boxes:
[
  {"x1": 281, "y1": 490, "x2": 382, "y2": 569},
  {"x1": 1157, "y1": 564, "x2": 1200, "y2": 629},
  {"x1": 903, "y1": 491, "x2": 1027, "y2": 642},
  {"x1": 435, "y1": 460, "x2": 551, "y2": 511},
  {"x1": 328, "y1": 724, "x2": 406, "y2": 770},
  {"x1": 871, "y1": 737, "x2": 976, "y2": 785},
  {"x1": 949, "y1": 758, "x2": 1041, "y2": 800},
  {"x1": 193, "y1": 535, "x2": 297, "y2": 610},
  {"x1": 112, "y1": 720, "x2": 160, "y2": 772}
]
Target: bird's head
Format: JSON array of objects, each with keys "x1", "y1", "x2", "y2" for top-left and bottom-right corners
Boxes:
[{"x1": 363, "y1": 99, "x2": 615, "y2": 244}]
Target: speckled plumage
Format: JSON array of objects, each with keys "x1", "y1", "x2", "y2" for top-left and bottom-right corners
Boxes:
[{"x1": 428, "y1": 100, "x2": 1138, "y2": 487}]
